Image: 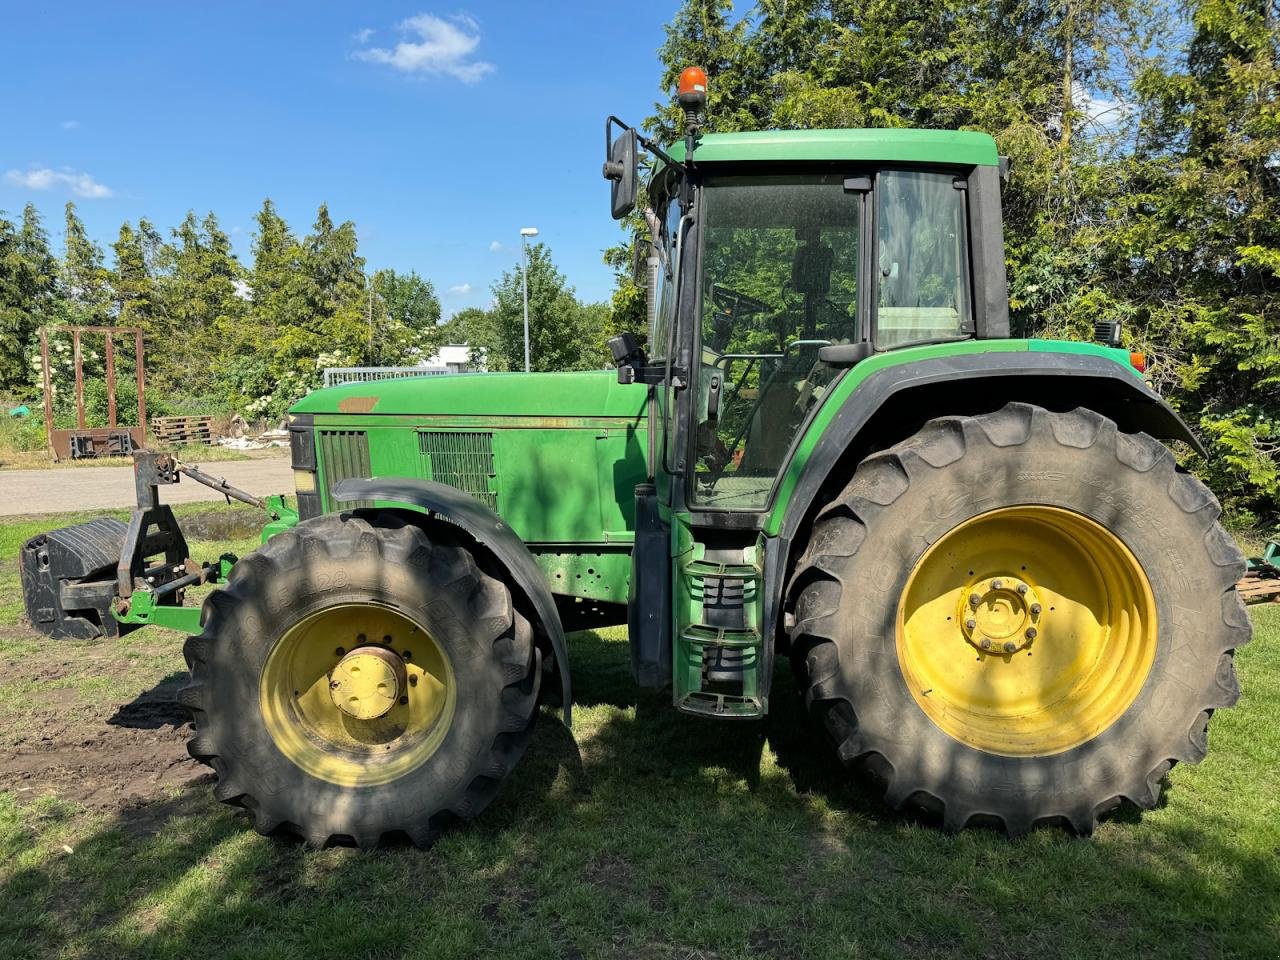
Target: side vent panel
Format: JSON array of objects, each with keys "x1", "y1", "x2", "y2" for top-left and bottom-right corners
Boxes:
[
  {"x1": 318, "y1": 430, "x2": 373, "y2": 509},
  {"x1": 418, "y1": 431, "x2": 497, "y2": 511}
]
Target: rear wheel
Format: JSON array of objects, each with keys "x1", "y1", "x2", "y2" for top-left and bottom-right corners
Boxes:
[
  {"x1": 180, "y1": 511, "x2": 540, "y2": 848},
  {"x1": 788, "y1": 403, "x2": 1250, "y2": 835}
]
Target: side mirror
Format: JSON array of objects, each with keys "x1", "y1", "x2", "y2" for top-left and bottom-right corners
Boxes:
[
  {"x1": 603, "y1": 126, "x2": 638, "y2": 220},
  {"x1": 608, "y1": 332, "x2": 648, "y2": 384}
]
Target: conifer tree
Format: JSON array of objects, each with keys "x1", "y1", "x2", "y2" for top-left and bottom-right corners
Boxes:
[{"x1": 60, "y1": 202, "x2": 111, "y2": 326}]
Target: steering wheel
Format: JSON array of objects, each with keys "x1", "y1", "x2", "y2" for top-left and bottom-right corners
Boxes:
[{"x1": 710, "y1": 284, "x2": 771, "y2": 318}]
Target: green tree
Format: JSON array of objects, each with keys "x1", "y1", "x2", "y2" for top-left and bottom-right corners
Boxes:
[
  {"x1": 485, "y1": 243, "x2": 609, "y2": 372},
  {"x1": 60, "y1": 202, "x2": 111, "y2": 326},
  {"x1": 371, "y1": 268, "x2": 443, "y2": 363},
  {"x1": 222, "y1": 199, "x2": 308, "y2": 412},
  {"x1": 0, "y1": 204, "x2": 59, "y2": 394},
  {"x1": 158, "y1": 211, "x2": 245, "y2": 397},
  {"x1": 111, "y1": 221, "x2": 164, "y2": 335},
  {"x1": 445, "y1": 306, "x2": 500, "y2": 369},
  {"x1": 1097, "y1": 0, "x2": 1280, "y2": 521}
]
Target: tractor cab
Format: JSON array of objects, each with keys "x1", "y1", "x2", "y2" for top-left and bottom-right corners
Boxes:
[
  {"x1": 605, "y1": 80, "x2": 1015, "y2": 717},
  {"x1": 607, "y1": 121, "x2": 1009, "y2": 522}
]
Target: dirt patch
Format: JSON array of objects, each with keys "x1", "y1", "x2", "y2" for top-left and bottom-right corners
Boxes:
[
  {"x1": 583, "y1": 852, "x2": 635, "y2": 892},
  {"x1": 0, "y1": 662, "x2": 205, "y2": 812},
  {"x1": 2, "y1": 724, "x2": 206, "y2": 811}
]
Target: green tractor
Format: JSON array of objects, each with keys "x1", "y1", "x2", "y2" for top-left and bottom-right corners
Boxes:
[{"x1": 20, "y1": 73, "x2": 1250, "y2": 846}]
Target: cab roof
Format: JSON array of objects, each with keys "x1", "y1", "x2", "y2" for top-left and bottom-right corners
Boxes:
[{"x1": 663, "y1": 128, "x2": 1000, "y2": 168}]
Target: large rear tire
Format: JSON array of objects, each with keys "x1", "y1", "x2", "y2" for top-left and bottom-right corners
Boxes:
[
  {"x1": 179, "y1": 511, "x2": 540, "y2": 849},
  {"x1": 787, "y1": 403, "x2": 1250, "y2": 835}
]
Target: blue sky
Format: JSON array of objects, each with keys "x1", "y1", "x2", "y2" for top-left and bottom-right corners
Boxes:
[{"x1": 0, "y1": 3, "x2": 677, "y2": 314}]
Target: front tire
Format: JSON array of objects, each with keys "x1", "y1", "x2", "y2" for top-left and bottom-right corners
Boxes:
[
  {"x1": 180, "y1": 511, "x2": 540, "y2": 849},
  {"x1": 787, "y1": 403, "x2": 1250, "y2": 835}
]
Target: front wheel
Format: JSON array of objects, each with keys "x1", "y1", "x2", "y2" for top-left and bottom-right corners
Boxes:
[
  {"x1": 788, "y1": 403, "x2": 1250, "y2": 835},
  {"x1": 180, "y1": 511, "x2": 540, "y2": 848}
]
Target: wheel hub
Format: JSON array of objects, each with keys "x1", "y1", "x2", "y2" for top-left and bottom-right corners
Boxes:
[
  {"x1": 897, "y1": 506, "x2": 1157, "y2": 757},
  {"x1": 959, "y1": 576, "x2": 1044, "y2": 654},
  {"x1": 328, "y1": 645, "x2": 406, "y2": 720}
]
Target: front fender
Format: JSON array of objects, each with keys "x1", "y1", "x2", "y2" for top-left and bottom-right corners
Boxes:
[{"x1": 333, "y1": 476, "x2": 571, "y2": 725}]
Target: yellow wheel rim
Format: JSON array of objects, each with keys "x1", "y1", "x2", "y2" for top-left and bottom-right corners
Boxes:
[
  {"x1": 896, "y1": 506, "x2": 1157, "y2": 757},
  {"x1": 260, "y1": 604, "x2": 455, "y2": 787}
]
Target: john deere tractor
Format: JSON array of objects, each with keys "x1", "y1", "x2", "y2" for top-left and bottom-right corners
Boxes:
[{"x1": 20, "y1": 71, "x2": 1250, "y2": 846}]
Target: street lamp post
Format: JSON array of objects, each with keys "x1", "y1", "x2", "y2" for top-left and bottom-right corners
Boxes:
[{"x1": 519, "y1": 227, "x2": 539, "y2": 373}]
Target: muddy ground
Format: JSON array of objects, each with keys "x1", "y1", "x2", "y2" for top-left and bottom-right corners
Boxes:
[
  {"x1": 0, "y1": 505, "x2": 267, "y2": 822},
  {"x1": 0, "y1": 627, "x2": 208, "y2": 821}
]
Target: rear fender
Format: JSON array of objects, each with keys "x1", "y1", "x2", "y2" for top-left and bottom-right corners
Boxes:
[
  {"x1": 762, "y1": 350, "x2": 1203, "y2": 662},
  {"x1": 333, "y1": 476, "x2": 572, "y2": 725}
]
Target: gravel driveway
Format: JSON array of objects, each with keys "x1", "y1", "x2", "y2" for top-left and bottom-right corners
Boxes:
[{"x1": 0, "y1": 455, "x2": 293, "y2": 515}]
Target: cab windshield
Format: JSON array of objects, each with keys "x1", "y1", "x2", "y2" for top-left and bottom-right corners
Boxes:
[{"x1": 692, "y1": 174, "x2": 860, "y2": 509}]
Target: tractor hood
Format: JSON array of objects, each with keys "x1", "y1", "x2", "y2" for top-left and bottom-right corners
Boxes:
[{"x1": 290, "y1": 369, "x2": 648, "y2": 420}]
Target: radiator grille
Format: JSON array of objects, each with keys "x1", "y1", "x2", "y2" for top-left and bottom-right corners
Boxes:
[
  {"x1": 319, "y1": 430, "x2": 373, "y2": 509},
  {"x1": 418, "y1": 431, "x2": 496, "y2": 510}
]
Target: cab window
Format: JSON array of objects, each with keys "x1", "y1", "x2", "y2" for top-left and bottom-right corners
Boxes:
[{"x1": 875, "y1": 170, "x2": 972, "y2": 348}]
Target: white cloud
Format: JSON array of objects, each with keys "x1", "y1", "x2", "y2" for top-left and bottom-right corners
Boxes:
[
  {"x1": 60, "y1": 119, "x2": 79, "y2": 131},
  {"x1": 1072, "y1": 82, "x2": 1131, "y2": 132},
  {"x1": 447, "y1": 282, "x2": 472, "y2": 296},
  {"x1": 353, "y1": 13, "x2": 493, "y2": 83},
  {"x1": 353, "y1": 26, "x2": 374, "y2": 44},
  {"x1": 488, "y1": 239, "x2": 504, "y2": 253},
  {"x1": 4, "y1": 166, "x2": 112, "y2": 198}
]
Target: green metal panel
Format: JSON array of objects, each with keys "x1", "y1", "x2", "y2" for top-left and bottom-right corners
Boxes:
[
  {"x1": 533, "y1": 549, "x2": 632, "y2": 605},
  {"x1": 293, "y1": 369, "x2": 648, "y2": 419},
  {"x1": 763, "y1": 338, "x2": 1137, "y2": 534},
  {"x1": 302, "y1": 374, "x2": 649, "y2": 605},
  {"x1": 662, "y1": 128, "x2": 1001, "y2": 168}
]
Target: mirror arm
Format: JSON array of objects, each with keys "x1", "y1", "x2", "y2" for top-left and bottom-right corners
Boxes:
[
  {"x1": 619, "y1": 363, "x2": 682, "y2": 387},
  {"x1": 606, "y1": 115, "x2": 689, "y2": 174}
]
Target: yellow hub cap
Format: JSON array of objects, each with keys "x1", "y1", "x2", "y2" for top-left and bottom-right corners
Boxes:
[
  {"x1": 329, "y1": 646, "x2": 405, "y2": 720},
  {"x1": 897, "y1": 506, "x2": 1157, "y2": 757},
  {"x1": 260, "y1": 604, "x2": 455, "y2": 786}
]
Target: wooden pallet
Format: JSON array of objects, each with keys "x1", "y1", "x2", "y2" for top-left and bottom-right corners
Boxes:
[
  {"x1": 1238, "y1": 573, "x2": 1280, "y2": 605},
  {"x1": 152, "y1": 415, "x2": 214, "y2": 445}
]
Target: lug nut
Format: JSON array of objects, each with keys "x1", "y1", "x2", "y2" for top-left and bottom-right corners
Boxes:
[
  {"x1": 969, "y1": 593, "x2": 982, "y2": 608},
  {"x1": 991, "y1": 579, "x2": 1004, "y2": 591},
  {"x1": 402, "y1": 650, "x2": 413, "y2": 661},
  {"x1": 398, "y1": 695, "x2": 409, "y2": 705},
  {"x1": 980, "y1": 638, "x2": 992, "y2": 650},
  {"x1": 965, "y1": 618, "x2": 977, "y2": 631},
  {"x1": 1016, "y1": 583, "x2": 1028, "y2": 595},
  {"x1": 1030, "y1": 603, "x2": 1042, "y2": 617},
  {"x1": 356, "y1": 634, "x2": 367, "y2": 643},
  {"x1": 384, "y1": 635, "x2": 393, "y2": 644},
  {"x1": 334, "y1": 646, "x2": 345, "y2": 656},
  {"x1": 1025, "y1": 627, "x2": 1038, "y2": 640},
  {"x1": 1003, "y1": 641, "x2": 1017, "y2": 653},
  {"x1": 408, "y1": 675, "x2": 418, "y2": 687}
]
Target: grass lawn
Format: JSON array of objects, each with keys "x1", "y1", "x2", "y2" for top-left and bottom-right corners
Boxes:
[{"x1": 0, "y1": 505, "x2": 1276, "y2": 959}]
